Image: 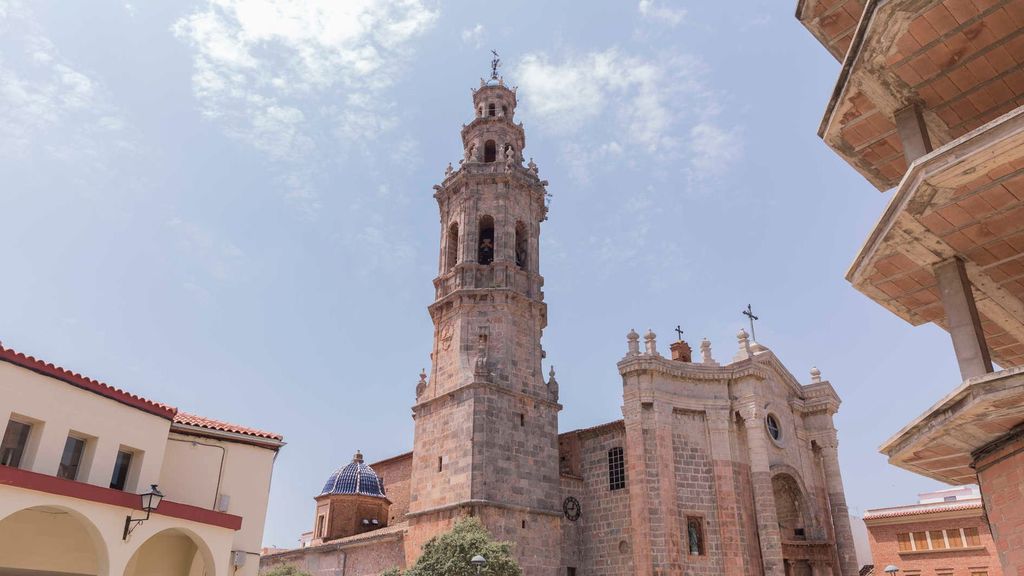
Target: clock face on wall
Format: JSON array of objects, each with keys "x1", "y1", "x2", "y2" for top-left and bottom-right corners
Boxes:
[{"x1": 563, "y1": 496, "x2": 581, "y2": 521}]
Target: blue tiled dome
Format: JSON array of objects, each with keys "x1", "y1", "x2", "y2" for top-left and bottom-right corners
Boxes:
[{"x1": 320, "y1": 451, "x2": 386, "y2": 498}]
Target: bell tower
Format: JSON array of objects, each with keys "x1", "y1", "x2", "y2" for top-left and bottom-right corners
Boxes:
[{"x1": 405, "y1": 74, "x2": 561, "y2": 575}]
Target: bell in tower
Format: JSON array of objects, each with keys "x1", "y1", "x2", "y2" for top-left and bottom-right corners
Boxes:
[{"x1": 405, "y1": 63, "x2": 561, "y2": 575}]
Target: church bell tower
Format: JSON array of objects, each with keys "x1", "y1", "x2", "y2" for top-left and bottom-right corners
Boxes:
[{"x1": 405, "y1": 72, "x2": 562, "y2": 574}]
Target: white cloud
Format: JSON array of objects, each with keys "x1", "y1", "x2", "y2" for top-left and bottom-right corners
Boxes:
[
  {"x1": 173, "y1": 0, "x2": 438, "y2": 153},
  {"x1": 689, "y1": 123, "x2": 742, "y2": 178},
  {"x1": 167, "y1": 217, "x2": 247, "y2": 291},
  {"x1": 0, "y1": 1, "x2": 128, "y2": 159},
  {"x1": 638, "y1": 0, "x2": 686, "y2": 26},
  {"x1": 516, "y1": 48, "x2": 741, "y2": 183},
  {"x1": 461, "y1": 23, "x2": 485, "y2": 48}
]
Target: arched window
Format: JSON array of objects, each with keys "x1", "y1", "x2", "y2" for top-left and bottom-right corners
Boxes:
[
  {"x1": 502, "y1": 105, "x2": 508, "y2": 117},
  {"x1": 446, "y1": 222, "x2": 459, "y2": 270},
  {"x1": 484, "y1": 140, "x2": 497, "y2": 163},
  {"x1": 478, "y1": 106, "x2": 483, "y2": 117},
  {"x1": 515, "y1": 221, "x2": 527, "y2": 270},
  {"x1": 608, "y1": 447, "x2": 625, "y2": 490},
  {"x1": 478, "y1": 216, "x2": 495, "y2": 265},
  {"x1": 487, "y1": 103, "x2": 496, "y2": 117}
]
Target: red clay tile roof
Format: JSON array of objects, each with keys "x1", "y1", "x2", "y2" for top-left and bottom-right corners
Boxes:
[
  {"x1": 0, "y1": 343, "x2": 176, "y2": 419},
  {"x1": 173, "y1": 412, "x2": 284, "y2": 441},
  {"x1": 0, "y1": 342, "x2": 282, "y2": 443},
  {"x1": 863, "y1": 499, "x2": 983, "y2": 520}
]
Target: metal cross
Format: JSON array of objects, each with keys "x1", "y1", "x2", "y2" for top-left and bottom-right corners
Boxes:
[
  {"x1": 742, "y1": 304, "x2": 759, "y2": 341},
  {"x1": 675, "y1": 325, "x2": 685, "y2": 341},
  {"x1": 490, "y1": 50, "x2": 501, "y2": 80}
]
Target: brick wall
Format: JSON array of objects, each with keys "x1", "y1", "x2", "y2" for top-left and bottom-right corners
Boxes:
[
  {"x1": 976, "y1": 430, "x2": 1024, "y2": 576},
  {"x1": 672, "y1": 410, "x2": 723, "y2": 575},
  {"x1": 575, "y1": 423, "x2": 634, "y2": 575},
  {"x1": 371, "y1": 453, "x2": 411, "y2": 525},
  {"x1": 866, "y1": 514, "x2": 1001, "y2": 576}
]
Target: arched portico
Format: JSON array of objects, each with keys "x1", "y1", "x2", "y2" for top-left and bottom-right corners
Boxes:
[
  {"x1": 123, "y1": 527, "x2": 217, "y2": 576},
  {"x1": 0, "y1": 504, "x2": 110, "y2": 576}
]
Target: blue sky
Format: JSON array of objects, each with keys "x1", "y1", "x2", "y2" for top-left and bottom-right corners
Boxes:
[{"x1": 1, "y1": 0, "x2": 962, "y2": 548}]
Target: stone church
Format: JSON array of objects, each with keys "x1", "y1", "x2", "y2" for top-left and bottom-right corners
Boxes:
[{"x1": 260, "y1": 75, "x2": 859, "y2": 576}]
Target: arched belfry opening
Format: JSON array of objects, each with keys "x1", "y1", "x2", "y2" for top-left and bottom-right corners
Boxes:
[
  {"x1": 502, "y1": 105, "x2": 508, "y2": 117},
  {"x1": 484, "y1": 140, "x2": 497, "y2": 163},
  {"x1": 487, "y1": 102, "x2": 496, "y2": 117},
  {"x1": 478, "y1": 216, "x2": 495, "y2": 265},
  {"x1": 515, "y1": 221, "x2": 528, "y2": 270},
  {"x1": 446, "y1": 222, "x2": 459, "y2": 270}
]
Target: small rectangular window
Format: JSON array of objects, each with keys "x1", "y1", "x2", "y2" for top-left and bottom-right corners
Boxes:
[
  {"x1": 897, "y1": 532, "x2": 912, "y2": 552},
  {"x1": 438, "y1": 456, "x2": 443, "y2": 472},
  {"x1": 316, "y1": 514, "x2": 325, "y2": 539},
  {"x1": 519, "y1": 413, "x2": 525, "y2": 427},
  {"x1": 0, "y1": 420, "x2": 31, "y2": 468},
  {"x1": 567, "y1": 568, "x2": 576, "y2": 576},
  {"x1": 608, "y1": 447, "x2": 625, "y2": 490},
  {"x1": 929, "y1": 530, "x2": 947, "y2": 549},
  {"x1": 964, "y1": 527, "x2": 981, "y2": 546},
  {"x1": 947, "y1": 528, "x2": 963, "y2": 548},
  {"x1": 913, "y1": 531, "x2": 929, "y2": 551},
  {"x1": 110, "y1": 450, "x2": 133, "y2": 490},
  {"x1": 57, "y1": 436, "x2": 86, "y2": 480}
]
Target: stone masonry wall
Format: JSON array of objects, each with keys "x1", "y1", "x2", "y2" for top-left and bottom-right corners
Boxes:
[
  {"x1": 672, "y1": 410, "x2": 723, "y2": 575},
  {"x1": 576, "y1": 423, "x2": 634, "y2": 575}
]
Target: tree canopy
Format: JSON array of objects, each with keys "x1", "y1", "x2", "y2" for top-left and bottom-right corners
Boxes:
[{"x1": 382, "y1": 517, "x2": 521, "y2": 576}]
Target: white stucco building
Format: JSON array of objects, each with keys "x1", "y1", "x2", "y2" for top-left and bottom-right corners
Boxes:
[{"x1": 0, "y1": 342, "x2": 284, "y2": 576}]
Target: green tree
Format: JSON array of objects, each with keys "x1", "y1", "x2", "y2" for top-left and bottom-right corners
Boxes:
[
  {"x1": 387, "y1": 517, "x2": 521, "y2": 576},
  {"x1": 263, "y1": 564, "x2": 312, "y2": 576}
]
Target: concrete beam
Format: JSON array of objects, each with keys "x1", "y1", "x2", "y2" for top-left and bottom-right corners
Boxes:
[
  {"x1": 895, "y1": 102, "x2": 934, "y2": 164},
  {"x1": 934, "y1": 257, "x2": 993, "y2": 380}
]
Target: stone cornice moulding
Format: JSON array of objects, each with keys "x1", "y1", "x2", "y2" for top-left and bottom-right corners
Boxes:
[{"x1": 411, "y1": 380, "x2": 562, "y2": 415}]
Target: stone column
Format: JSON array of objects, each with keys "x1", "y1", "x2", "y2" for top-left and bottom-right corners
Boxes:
[
  {"x1": 934, "y1": 257, "x2": 993, "y2": 380},
  {"x1": 707, "y1": 408, "x2": 749, "y2": 576},
  {"x1": 816, "y1": 432, "x2": 858, "y2": 576},
  {"x1": 894, "y1": 102, "x2": 933, "y2": 164},
  {"x1": 624, "y1": 397, "x2": 655, "y2": 576},
  {"x1": 739, "y1": 402, "x2": 785, "y2": 576},
  {"x1": 653, "y1": 402, "x2": 683, "y2": 574}
]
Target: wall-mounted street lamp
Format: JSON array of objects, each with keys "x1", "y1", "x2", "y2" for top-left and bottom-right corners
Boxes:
[
  {"x1": 884, "y1": 565, "x2": 900, "y2": 575},
  {"x1": 470, "y1": 554, "x2": 486, "y2": 576},
  {"x1": 123, "y1": 484, "x2": 164, "y2": 540}
]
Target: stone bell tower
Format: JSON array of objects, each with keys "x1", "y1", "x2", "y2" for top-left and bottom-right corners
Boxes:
[{"x1": 405, "y1": 74, "x2": 561, "y2": 574}]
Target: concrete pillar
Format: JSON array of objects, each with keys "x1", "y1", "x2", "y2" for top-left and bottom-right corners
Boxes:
[
  {"x1": 894, "y1": 102, "x2": 933, "y2": 164},
  {"x1": 934, "y1": 257, "x2": 993, "y2": 380},
  {"x1": 707, "y1": 409, "x2": 750, "y2": 576},
  {"x1": 816, "y1": 433, "x2": 859, "y2": 576},
  {"x1": 740, "y1": 403, "x2": 785, "y2": 576}
]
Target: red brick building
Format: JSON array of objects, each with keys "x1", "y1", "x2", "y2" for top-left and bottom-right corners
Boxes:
[
  {"x1": 261, "y1": 73, "x2": 859, "y2": 576},
  {"x1": 864, "y1": 487, "x2": 1002, "y2": 576},
  {"x1": 795, "y1": 1, "x2": 1024, "y2": 574}
]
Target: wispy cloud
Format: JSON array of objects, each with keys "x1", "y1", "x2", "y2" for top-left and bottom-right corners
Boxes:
[
  {"x1": 167, "y1": 217, "x2": 247, "y2": 299},
  {"x1": 516, "y1": 48, "x2": 741, "y2": 185},
  {"x1": 173, "y1": 0, "x2": 439, "y2": 215},
  {"x1": 638, "y1": 0, "x2": 686, "y2": 27},
  {"x1": 461, "y1": 23, "x2": 485, "y2": 48},
  {"x1": 0, "y1": 1, "x2": 130, "y2": 161}
]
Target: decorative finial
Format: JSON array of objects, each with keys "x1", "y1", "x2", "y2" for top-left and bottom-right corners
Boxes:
[
  {"x1": 700, "y1": 337, "x2": 717, "y2": 365},
  {"x1": 445, "y1": 162, "x2": 453, "y2": 177},
  {"x1": 626, "y1": 328, "x2": 640, "y2": 356},
  {"x1": 547, "y1": 365, "x2": 559, "y2": 401},
  {"x1": 528, "y1": 158, "x2": 538, "y2": 175},
  {"x1": 353, "y1": 450, "x2": 363, "y2": 463},
  {"x1": 490, "y1": 50, "x2": 501, "y2": 81},
  {"x1": 733, "y1": 328, "x2": 753, "y2": 362},
  {"x1": 416, "y1": 368, "x2": 427, "y2": 398},
  {"x1": 644, "y1": 329, "x2": 658, "y2": 356},
  {"x1": 810, "y1": 366, "x2": 822, "y2": 383}
]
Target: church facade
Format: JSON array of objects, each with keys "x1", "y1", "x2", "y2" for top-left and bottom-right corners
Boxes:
[{"x1": 260, "y1": 76, "x2": 858, "y2": 576}]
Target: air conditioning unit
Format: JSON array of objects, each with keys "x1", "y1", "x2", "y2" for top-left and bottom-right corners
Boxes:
[{"x1": 231, "y1": 551, "x2": 247, "y2": 567}]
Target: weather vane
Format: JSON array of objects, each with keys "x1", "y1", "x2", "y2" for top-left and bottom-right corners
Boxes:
[{"x1": 490, "y1": 50, "x2": 501, "y2": 80}]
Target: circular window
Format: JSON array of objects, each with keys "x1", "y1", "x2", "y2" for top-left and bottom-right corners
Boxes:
[{"x1": 765, "y1": 414, "x2": 782, "y2": 442}]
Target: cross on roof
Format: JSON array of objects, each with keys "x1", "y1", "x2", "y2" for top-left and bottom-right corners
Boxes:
[
  {"x1": 675, "y1": 325, "x2": 685, "y2": 341},
  {"x1": 742, "y1": 304, "x2": 759, "y2": 341}
]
